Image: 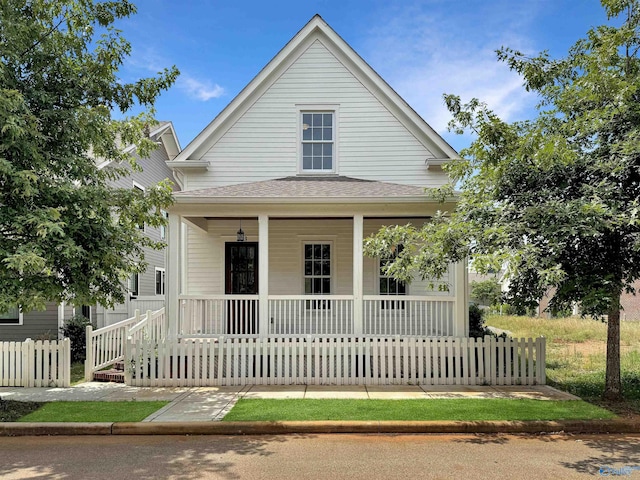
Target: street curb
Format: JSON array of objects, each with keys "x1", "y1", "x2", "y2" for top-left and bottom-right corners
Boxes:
[
  {"x1": 2, "y1": 419, "x2": 640, "y2": 436},
  {"x1": 0, "y1": 422, "x2": 113, "y2": 436}
]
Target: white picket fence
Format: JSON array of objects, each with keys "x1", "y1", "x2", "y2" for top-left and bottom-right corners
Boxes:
[
  {"x1": 125, "y1": 335, "x2": 545, "y2": 387},
  {"x1": 0, "y1": 339, "x2": 70, "y2": 387},
  {"x1": 85, "y1": 308, "x2": 166, "y2": 380}
]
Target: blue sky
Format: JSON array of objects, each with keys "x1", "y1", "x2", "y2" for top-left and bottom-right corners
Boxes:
[{"x1": 119, "y1": 0, "x2": 610, "y2": 153}]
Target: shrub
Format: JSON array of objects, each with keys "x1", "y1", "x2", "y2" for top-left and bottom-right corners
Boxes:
[
  {"x1": 469, "y1": 304, "x2": 494, "y2": 338},
  {"x1": 60, "y1": 314, "x2": 96, "y2": 362}
]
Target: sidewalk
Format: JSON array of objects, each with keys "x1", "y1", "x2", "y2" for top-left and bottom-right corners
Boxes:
[{"x1": 0, "y1": 383, "x2": 578, "y2": 422}]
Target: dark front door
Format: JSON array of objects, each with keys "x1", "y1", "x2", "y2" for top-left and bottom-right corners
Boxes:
[{"x1": 225, "y1": 242, "x2": 258, "y2": 334}]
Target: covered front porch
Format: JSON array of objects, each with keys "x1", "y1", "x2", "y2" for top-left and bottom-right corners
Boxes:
[{"x1": 166, "y1": 183, "x2": 467, "y2": 340}]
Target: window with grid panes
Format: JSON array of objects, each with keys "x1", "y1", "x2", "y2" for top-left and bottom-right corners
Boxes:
[
  {"x1": 301, "y1": 113, "x2": 333, "y2": 172},
  {"x1": 380, "y1": 245, "x2": 406, "y2": 309},
  {"x1": 304, "y1": 243, "x2": 331, "y2": 309}
]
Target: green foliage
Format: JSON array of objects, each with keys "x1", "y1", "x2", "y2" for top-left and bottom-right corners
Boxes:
[
  {"x1": 468, "y1": 304, "x2": 488, "y2": 338},
  {"x1": 0, "y1": 0, "x2": 179, "y2": 314},
  {"x1": 363, "y1": 0, "x2": 640, "y2": 399},
  {"x1": 471, "y1": 279, "x2": 503, "y2": 306},
  {"x1": 60, "y1": 314, "x2": 95, "y2": 362}
]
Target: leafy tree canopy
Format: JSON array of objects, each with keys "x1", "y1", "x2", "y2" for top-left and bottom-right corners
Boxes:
[
  {"x1": 471, "y1": 279, "x2": 503, "y2": 307},
  {"x1": 364, "y1": 0, "x2": 640, "y2": 399},
  {"x1": 0, "y1": 0, "x2": 179, "y2": 313}
]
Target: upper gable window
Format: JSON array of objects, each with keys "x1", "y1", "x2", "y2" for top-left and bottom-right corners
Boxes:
[{"x1": 302, "y1": 112, "x2": 334, "y2": 172}]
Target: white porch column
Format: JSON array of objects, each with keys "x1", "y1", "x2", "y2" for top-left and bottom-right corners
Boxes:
[
  {"x1": 353, "y1": 214, "x2": 364, "y2": 334},
  {"x1": 166, "y1": 213, "x2": 182, "y2": 339},
  {"x1": 258, "y1": 214, "x2": 269, "y2": 337},
  {"x1": 454, "y1": 258, "x2": 469, "y2": 337}
]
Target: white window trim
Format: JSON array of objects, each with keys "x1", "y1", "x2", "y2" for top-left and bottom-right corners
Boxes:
[
  {"x1": 132, "y1": 182, "x2": 146, "y2": 232},
  {"x1": 0, "y1": 306, "x2": 23, "y2": 326},
  {"x1": 160, "y1": 210, "x2": 168, "y2": 240},
  {"x1": 155, "y1": 267, "x2": 166, "y2": 296},
  {"x1": 296, "y1": 104, "x2": 339, "y2": 175},
  {"x1": 129, "y1": 272, "x2": 140, "y2": 297},
  {"x1": 301, "y1": 240, "x2": 334, "y2": 296},
  {"x1": 132, "y1": 181, "x2": 146, "y2": 192}
]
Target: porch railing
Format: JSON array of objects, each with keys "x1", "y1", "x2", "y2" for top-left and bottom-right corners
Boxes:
[
  {"x1": 85, "y1": 308, "x2": 164, "y2": 381},
  {"x1": 178, "y1": 295, "x2": 457, "y2": 337},
  {"x1": 363, "y1": 295, "x2": 456, "y2": 336},
  {"x1": 179, "y1": 295, "x2": 259, "y2": 336},
  {"x1": 268, "y1": 295, "x2": 354, "y2": 335}
]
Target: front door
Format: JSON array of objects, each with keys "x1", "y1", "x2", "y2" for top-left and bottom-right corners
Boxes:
[{"x1": 225, "y1": 242, "x2": 258, "y2": 333}]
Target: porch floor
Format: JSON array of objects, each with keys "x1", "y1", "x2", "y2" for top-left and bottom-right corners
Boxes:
[{"x1": 0, "y1": 383, "x2": 578, "y2": 422}]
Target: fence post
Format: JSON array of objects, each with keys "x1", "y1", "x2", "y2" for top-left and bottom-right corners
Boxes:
[
  {"x1": 26, "y1": 339, "x2": 35, "y2": 387},
  {"x1": 20, "y1": 340, "x2": 29, "y2": 387},
  {"x1": 62, "y1": 338, "x2": 71, "y2": 387},
  {"x1": 85, "y1": 325, "x2": 93, "y2": 381},
  {"x1": 146, "y1": 310, "x2": 153, "y2": 337},
  {"x1": 124, "y1": 326, "x2": 132, "y2": 385}
]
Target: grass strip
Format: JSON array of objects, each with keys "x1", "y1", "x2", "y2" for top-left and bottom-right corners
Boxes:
[
  {"x1": 223, "y1": 398, "x2": 615, "y2": 422},
  {"x1": 17, "y1": 401, "x2": 170, "y2": 423}
]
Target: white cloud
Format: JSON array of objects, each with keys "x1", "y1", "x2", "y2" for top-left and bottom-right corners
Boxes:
[
  {"x1": 178, "y1": 75, "x2": 225, "y2": 101},
  {"x1": 362, "y1": 2, "x2": 541, "y2": 135}
]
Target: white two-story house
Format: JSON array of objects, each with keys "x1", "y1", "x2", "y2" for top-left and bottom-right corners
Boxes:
[{"x1": 164, "y1": 15, "x2": 468, "y2": 340}]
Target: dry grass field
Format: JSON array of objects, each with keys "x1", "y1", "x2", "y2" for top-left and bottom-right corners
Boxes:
[{"x1": 487, "y1": 315, "x2": 640, "y2": 415}]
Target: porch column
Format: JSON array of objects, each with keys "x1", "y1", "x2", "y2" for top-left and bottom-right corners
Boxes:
[
  {"x1": 166, "y1": 213, "x2": 182, "y2": 339},
  {"x1": 258, "y1": 214, "x2": 269, "y2": 337},
  {"x1": 454, "y1": 258, "x2": 469, "y2": 337},
  {"x1": 353, "y1": 214, "x2": 364, "y2": 334}
]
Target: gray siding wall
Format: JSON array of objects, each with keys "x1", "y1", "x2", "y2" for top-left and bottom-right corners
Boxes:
[
  {"x1": 107, "y1": 144, "x2": 178, "y2": 297},
  {"x1": 0, "y1": 303, "x2": 59, "y2": 342}
]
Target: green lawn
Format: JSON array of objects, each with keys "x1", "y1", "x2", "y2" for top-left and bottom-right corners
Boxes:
[
  {"x1": 222, "y1": 398, "x2": 614, "y2": 422},
  {"x1": 487, "y1": 314, "x2": 640, "y2": 414},
  {"x1": 17, "y1": 401, "x2": 169, "y2": 423}
]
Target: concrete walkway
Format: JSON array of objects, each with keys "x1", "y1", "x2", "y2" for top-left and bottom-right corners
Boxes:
[{"x1": 0, "y1": 383, "x2": 578, "y2": 422}]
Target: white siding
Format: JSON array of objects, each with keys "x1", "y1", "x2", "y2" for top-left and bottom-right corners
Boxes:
[
  {"x1": 185, "y1": 218, "x2": 452, "y2": 296},
  {"x1": 188, "y1": 40, "x2": 448, "y2": 190}
]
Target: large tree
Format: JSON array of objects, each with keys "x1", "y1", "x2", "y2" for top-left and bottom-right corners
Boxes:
[
  {"x1": 364, "y1": 0, "x2": 640, "y2": 400},
  {"x1": 0, "y1": 0, "x2": 178, "y2": 313}
]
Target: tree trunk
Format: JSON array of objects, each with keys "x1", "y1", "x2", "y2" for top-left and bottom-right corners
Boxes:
[{"x1": 603, "y1": 291, "x2": 622, "y2": 401}]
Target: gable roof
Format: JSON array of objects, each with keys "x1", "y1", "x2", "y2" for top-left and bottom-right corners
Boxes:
[
  {"x1": 173, "y1": 175, "x2": 434, "y2": 203},
  {"x1": 97, "y1": 121, "x2": 182, "y2": 170},
  {"x1": 173, "y1": 14, "x2": 458, "y2": 164}
]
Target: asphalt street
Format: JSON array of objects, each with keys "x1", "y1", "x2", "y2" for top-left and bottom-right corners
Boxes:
[{"x1": 1, "y1": 433, "x2": 639, "y2": 479}]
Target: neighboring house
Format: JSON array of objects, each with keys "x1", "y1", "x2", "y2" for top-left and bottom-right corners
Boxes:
[
  {"x1": 94, "y1": 121, "x2": 181, "y2": 327},
  {"x1": 164, "y1": 15, "x2": 468, "y2": 339},
  {"x1": 0, "y1": 122, "x2": 181, "y2": 341}
]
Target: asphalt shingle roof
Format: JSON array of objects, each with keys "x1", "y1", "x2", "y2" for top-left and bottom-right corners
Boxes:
[{"x1": 174, "y1": 176, "x2": 428, "y2": 199}]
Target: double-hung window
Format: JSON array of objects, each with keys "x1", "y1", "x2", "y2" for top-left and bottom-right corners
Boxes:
[
  {"x1": 155, "y1": 268, "x2": 166, "y2": 295},
  {"x1": 133, "y1": 183, "x2": 145, "y2": 231},
  {"x1": 129, "y1": 273, "x2": 139, "y2": 297},
  {"x1": 160, "y1": 210, "x2": 168, "y2": 240},
  {"x1": 301, "y1": 112, "x2": 334, "y2": 172},
  {"x1": 304, "y1": 243, "x2": 331, "y2": 309},
  {"x1": 380, "y1": 245, "x2": 406, "y2": 309}
]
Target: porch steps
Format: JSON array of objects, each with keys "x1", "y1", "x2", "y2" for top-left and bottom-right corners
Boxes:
[{"x1": 93, "y1": 361, "x2": 125, "y2": 383}]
